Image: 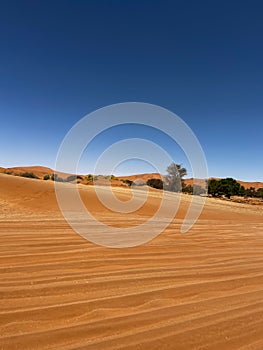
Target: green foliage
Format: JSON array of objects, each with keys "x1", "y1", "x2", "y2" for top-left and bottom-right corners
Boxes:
[
  {"x1": 245, "y1": 187, "x2": 263, "y2": 198},
  {"x1": 208, "y1": 178, "x2": 245, "y2": 198},
  {"x1": 257, "y1": 188, "x2": 263, "y2": 197},
  {"x1": 239, "y1": 185, "x2": 246, "y2": 196},
  {"x1": 219, "y1": 178, "x2": 241, "y2": 198},
  {"x1": 43, "y1": 174, "x2": 50, "y2": 180},
  {"x1": 86, "y1": 174, "x2": 94, "y2": 181},
  {"x1": 245, "y1": 187, "x2": 256, "y2": 197},
  {"x1": 65, "y1": 175, "x2": 77, "y2": 182},
  {"x1": 208, "y1": 179, "x2": 263, "y2": 199},
  {"x1": 51, "y1": 173, "x2": 64, "y2": 182},
  {"x1": 193, "y1": 184, "x2": 206, "y2": 196},
  {"x1": 146, "y1": 178, "x2": 163, "y2": 189},
  {"x1": 121, "y1": 179, "x2": 133, "y2": 186},
  {"x1": 182, "y1": 183, "x2": 206, "y2": 195},
  {"x1": 256, "y1": 188, "x2": 263, "y2": 198},
  {"x1": 182, "y1": 183, "x2": 193, "y2": 194},
  {"x1": 20, "y1": 172, "x2": 39, "y2": 179},
  {"x1": 208, "y1": 179, "x2": 220, "y2": 197}
]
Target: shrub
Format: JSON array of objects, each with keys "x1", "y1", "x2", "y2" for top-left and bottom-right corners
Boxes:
[
  {"x1": 208, "y1": 178, "x2": 244, "y2": 199},
  {"x1": 239, "y1": 185, "x2": 246, "y2": 196},
  {"x1": 182, "y1": 183, "x2": 193, "y2": 194},
  {"x1": 193, "y1": 184, "x2": 206, "y2": 195},
  {"x1": 256, "y1": 188, "x2": 263, "y2": 198},
  {"x1": 66, "y1": 175, "x2": 77, "y2": 182},
  {"x1": 245, "y1": 187, "x2": 257, "y2": 198},
  {"x1": 43, "y1": 174, "x2": 50, "y2": 180},
  {"x1": 147, "y1": 178, "x2": 163, "y2": 189},
  {"x1": 20, "y1": 172, "x2": 39, "y2": 179},
  {"x1": 51, "y1": 173, "x2": 64, "y2": 182},
  {"x1": 121, "y1": 179, "x2": 133, "y2": 186}
]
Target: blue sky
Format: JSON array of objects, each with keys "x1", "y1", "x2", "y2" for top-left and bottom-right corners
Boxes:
[{"x1": 0, "y1": 0, "x2": 262, "y2": 180}]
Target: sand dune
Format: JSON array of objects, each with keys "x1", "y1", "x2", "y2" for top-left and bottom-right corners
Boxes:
[
  {"x1": 119, "y1": 173, "x2": 263, "y2": 190},
  {"x1": 0, "y1": 165, "x2": 54, "y2": 178},
  {"x1": 2, "y1": 166, "x2": 262, "y2": 189},
  {"x1": 1, "y1": 173, "x2": 263, "y2": 349}
]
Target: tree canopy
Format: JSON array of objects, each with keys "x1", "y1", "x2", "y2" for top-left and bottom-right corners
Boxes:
[{"x1": 164, "y1": 163, "x2": 187, "y2": 192}]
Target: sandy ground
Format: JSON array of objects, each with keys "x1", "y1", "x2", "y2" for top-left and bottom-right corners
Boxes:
[{"x1": 1, "y1": 173, "x2": 263, "y2": 349}]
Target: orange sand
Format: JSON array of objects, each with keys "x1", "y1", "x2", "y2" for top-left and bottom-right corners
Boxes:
[{"x1": 0, "y1": 173, "x2": 263, "y2": 349}]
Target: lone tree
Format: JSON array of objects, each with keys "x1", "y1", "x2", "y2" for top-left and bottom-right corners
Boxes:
[{"x1": 164, "y1": 163, "x2": 187, "y2": 192}]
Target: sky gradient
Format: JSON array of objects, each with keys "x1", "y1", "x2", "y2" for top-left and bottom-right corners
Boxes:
[{"x1": 0, "y1": 0, "x2": 262, "y2": 180}]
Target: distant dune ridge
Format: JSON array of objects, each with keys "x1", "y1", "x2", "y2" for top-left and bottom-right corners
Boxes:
[
  {"x1": 0, "y1": 165, "x2": 262, "y2": 189},
  {"x1": 1, "y1": 169, "x2": 262, "y2": 219},
  {"x1": 1, "y1": 165, "x2": 54, "y2": 178}
]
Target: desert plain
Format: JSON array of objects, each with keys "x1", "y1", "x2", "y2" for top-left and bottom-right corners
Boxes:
[{"x1": 1, "y1": 171, "x2": 263, "y2": 349}]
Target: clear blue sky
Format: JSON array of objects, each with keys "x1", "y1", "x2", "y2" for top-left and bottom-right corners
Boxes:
[{"x1": 0, "y1": 0, "x2": 262, "y2": 181}]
